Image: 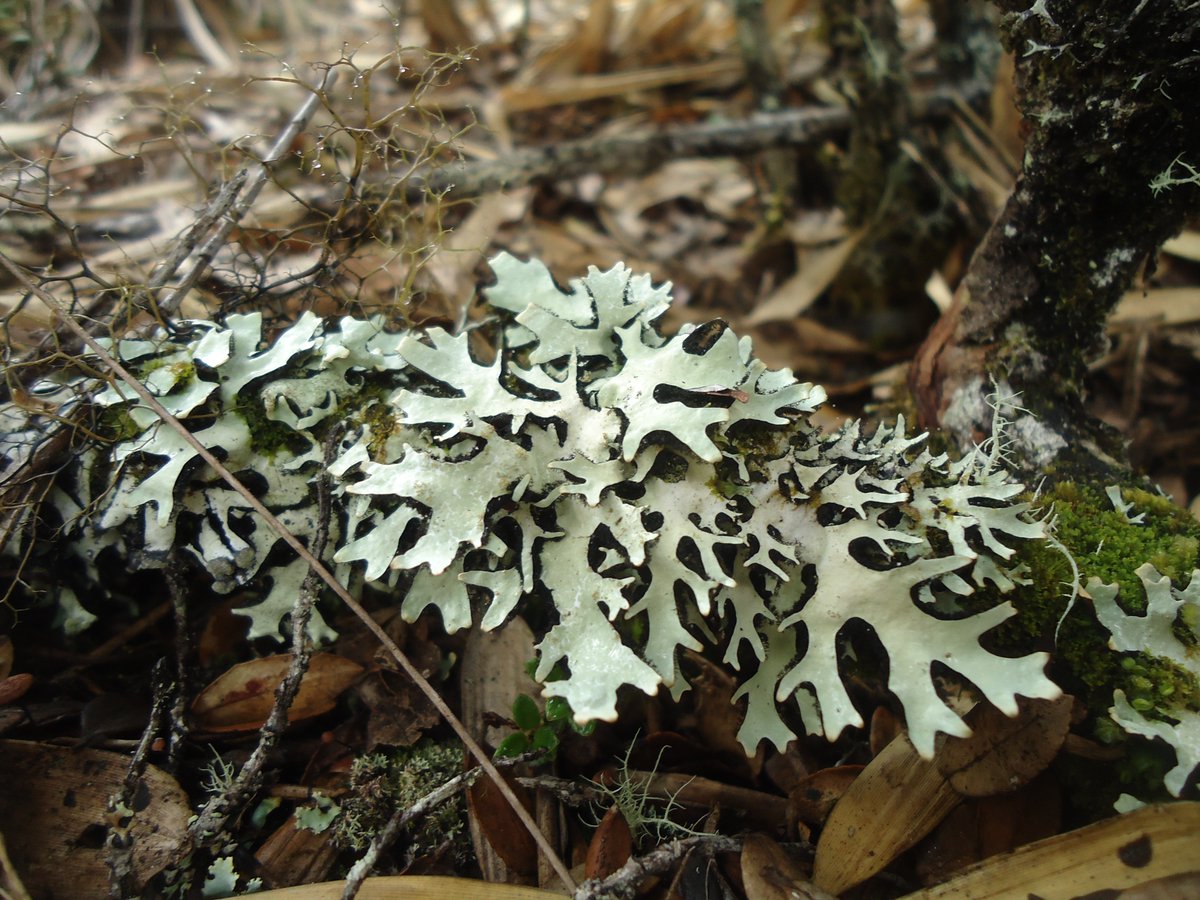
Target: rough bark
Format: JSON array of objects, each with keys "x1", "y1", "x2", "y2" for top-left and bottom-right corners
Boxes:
[{"x1": 911, "y1": 0, "x2": 1200, "y2": 479}]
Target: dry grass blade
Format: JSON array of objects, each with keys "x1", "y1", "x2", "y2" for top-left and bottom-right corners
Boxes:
[{"x1": 0, "y1": 252, "x2": 577, "y2": 894}]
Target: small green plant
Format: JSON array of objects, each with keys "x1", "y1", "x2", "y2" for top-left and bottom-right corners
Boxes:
[{"x1": 495, "y1": 664, "x2": 596, "y2": 759}]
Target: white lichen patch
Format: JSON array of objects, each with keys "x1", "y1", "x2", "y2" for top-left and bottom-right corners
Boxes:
[{"x1": 5, "y1": 254, "x2": 1060, "y2": 757}]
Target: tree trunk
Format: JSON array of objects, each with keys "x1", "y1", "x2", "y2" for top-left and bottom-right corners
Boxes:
[{"x1": 910, "y1": 1, "x2": 1200, "y2": 480}]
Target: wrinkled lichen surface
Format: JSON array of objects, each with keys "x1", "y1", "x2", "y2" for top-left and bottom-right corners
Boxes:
[{"x1": 5, "y1": 254, "x2": 1066, "y2": 757}]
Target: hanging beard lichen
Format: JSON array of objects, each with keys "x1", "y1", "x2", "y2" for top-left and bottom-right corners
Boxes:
[{"x1": 1, "y1": 253, "x2": 1062, "y2": 757}]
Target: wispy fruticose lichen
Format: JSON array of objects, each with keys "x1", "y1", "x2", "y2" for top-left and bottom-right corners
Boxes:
[{"x1": 4, "y1": 254, "x2": 1061, "y2": 756}]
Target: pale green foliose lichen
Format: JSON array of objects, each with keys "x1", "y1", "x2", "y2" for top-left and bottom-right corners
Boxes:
[
  {"x1": 6, "y1": 253, "x2": 1061, "y2": 757},
  {"x1": 1091, "y1": 563, "x2": 1200, "y2": 796}
]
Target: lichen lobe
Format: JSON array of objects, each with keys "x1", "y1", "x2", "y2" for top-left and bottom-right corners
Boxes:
[{"x1": 15, "y1": 253, "x2": 1060, "y2": 757}]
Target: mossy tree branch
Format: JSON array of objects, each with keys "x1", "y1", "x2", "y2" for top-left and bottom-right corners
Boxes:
[{"x1": 911, "y1": 0, "x2": 1200, "y2": 478}]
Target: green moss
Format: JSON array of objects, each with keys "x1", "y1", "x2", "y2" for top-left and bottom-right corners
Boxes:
[
  {"x1": 139, "y1": 358, "x2": 196, "y2": 384},
  {"x1": 333, "y1": 740, "x2": 471, "y2": 865},
  {"x1": 359, "y1": 402, "x2": 397, "y2": 461},
  {"x1": 990, "y1": 479, "x2": 1200, "y2": 797},
  {"x1": 233, "y1": 400, "x2": 309, "y2": 458},
  {"x1": 97, "y1": 406, "x2": 146, "y2": 442},
  {"x1": 1044, "y1": 482, "x2": 1200, "y2": 607},
  {"x1": 946, "y1": 477, "x2": 1200, "y2": 807}
]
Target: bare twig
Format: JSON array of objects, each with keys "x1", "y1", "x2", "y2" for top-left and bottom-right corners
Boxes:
[
  {"x1": 164, "y1": 557, "x2": 193, "y2": 767},
  {"x1": 384, "y1": 82, "x2": 980, "y2": 204},
  {"x1": 188, "y1": 426, "x2": 337, "y2": 847},
  {"x1": 155, "y1": 67, "x2": 339, "y2": 317},
  {"x1": 516, "y1": 773, "x2": 607, "y2": 808},
  {"x1": 3, "y1": 70, "x2": 337, "y2": 396},
  {"x1": 572, "y1": 835, "x2": 742, "y2": 900},
  {"x1": 0, "y1": 250, "x2": 577, "y2": 892},
  {"x1": 106, "y1": 658, "x2": 176, "y2": 897}
]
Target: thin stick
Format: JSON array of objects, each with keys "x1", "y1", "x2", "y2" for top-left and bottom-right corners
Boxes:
[
  {"x1": 384, "y1": 82, "x2": 981, "y2": 204},
  {"x1": 155, "y1": 67, "x2": 339, "y2": 316},
  {"x1": 0, "y1": 250, "x2": 578, "y2": 892},
  {"x1": 572, "y1": 835, "x2": 742, "y2": 900},
  {"x1": 3, "y1": 68, "x2": 340, "y2": 397},
  {"x1": 188, "y1": 427, "x2": 339, "y2": 846},
  {"x1": 340, "y1": 766, "x2": 482, "y2": 900}
]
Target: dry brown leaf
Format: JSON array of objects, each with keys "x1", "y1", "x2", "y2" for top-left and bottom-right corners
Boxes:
[
  {"x1": 355, "y1": 671, "x2": 442, "y2": 751},
  {"x1": 685, "y1": 650, "x2": 762, "y2": 772},
  {"x1": 191, "y1": 652, "x2": 364, "y2": 733},
  {"x1": 418, "y1": 0, "x2": 475, "y2": 50},
  {"x1": 585, "y1": 805, "x2": 633, "y2": 881},
  {"x1": 812, "y1": 734, "x2": 960, "y2": 895},
  {"x1": 0, "y1": 740, "x2": 190, "y2": 898},
  {"x1": 602, "y1": 159, "x2": 756, "y2": 222},
  {"x1": 746, "y1": 231, "x2": 864, "y2": 326},
  {"x1": 424, "y1": 190, "x2": 532, "y2": 304},
  {"x1": 914, "y1": 772, "x2": 1062, "y2": 885},
  {"x1": 467, "y1": 764, "x2": 539, "y2": 880},
  {"x1": 500, "y1": 59, "x2": 743, "y2": 112},
  {"x1": 912, "y1": 802, "x2": 982, "y2": 886},
  {"x1": 741, "y1": 833, "x2": 834, "y2": 900},
  {"x1": 905, "y1": 803, "x2": 1200, "y2": 899},
  {"x1": 576, "y1": 0, "x2": 616, "y2": 74},
  {"x1": 787, "y1": 766, "x2": 863, "y2": 829},
  {"x1": 0, "y1": 674, "x2": 28, "y2": 707},
  {"x1": 933, "y1": 695, "x2": 1073, "y2": 798},
  {"x1": 0, "y1": 636, "x2": 12, "y2": 680}
]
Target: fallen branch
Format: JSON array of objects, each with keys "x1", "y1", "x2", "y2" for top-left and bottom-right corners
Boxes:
[{"x1": 382, "y1": 80, "x2": 981, "y2": 204}]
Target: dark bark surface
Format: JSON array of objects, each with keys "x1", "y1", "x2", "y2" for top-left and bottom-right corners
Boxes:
[{"x1": 911, "y1": 0, "x2": 1200, "y2": 480}]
